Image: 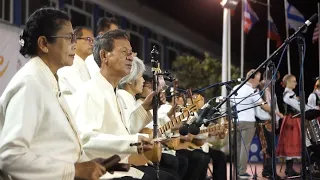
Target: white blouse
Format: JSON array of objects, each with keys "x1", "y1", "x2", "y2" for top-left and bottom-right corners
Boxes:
[
  {"x1": 58, "y1": 54, "x2": 91, "y2": 94},
  {"x1": 0, "y1": 57, "x2": 86, "y2": 180},
  {"x1": 283, "y1": 88, "x2": 301, "y2": 112},
  {"x1": 117, "y1": 89, "x2": 152, "y2": 134},
  {"x1": 307, "y1": 89, "x2": 320, "y2": 109}
]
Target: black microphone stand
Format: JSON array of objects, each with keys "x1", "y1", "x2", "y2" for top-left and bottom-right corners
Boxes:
[
  {"x1": 207, "y1": 102, "x2": 268, "y2": 123},
  {"x1": 150, "y1": 46, "x2": 160, "y2": 180},
  {"x1": 211, "y1": 14, "x2": 318, "y2": 180},
  {"x1": 267, "y1": 61, "x2": 278, "y2": 179},
  {"x1": 297, "y1": 34, "x2": 308, "y2": 179},
  {"x1": 222, "y1": 83, "x2": 238, "y2": 180},
  {"x1": 225, "y1": 85, "x2": 234, "y2": 179}
]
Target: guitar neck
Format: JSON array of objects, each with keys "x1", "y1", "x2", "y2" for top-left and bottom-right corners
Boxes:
[
  {"x1": 198, "y1": 123, "x2": 228, "y2": 135},
  {"x1": 158, "y1": 105, "x2": 196, "y2": 135}
]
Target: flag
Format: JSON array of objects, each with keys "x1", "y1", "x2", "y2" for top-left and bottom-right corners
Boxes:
[
  {"x1": 268, "y1": 15, "x2": 282, "y2": 47},
  {"x1": 285, "y1": 1, "x2": 306, "y2": 32},
  {"x1": 313, "y1": 23, "x2": 320, "y2": 43},
  {"x1": 244, "y1": 0, "x2": 259, "y2": 34}
]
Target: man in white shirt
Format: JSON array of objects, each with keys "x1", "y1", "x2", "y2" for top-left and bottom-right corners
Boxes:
[
  {"x1": 85, "y1": 17, "x2": 119, "y2": 78},
  {"x1": 233, "y1": 69, "x2": 270, "y2": 179},
  {"x1": 58, "y1": 27, "x2": 94, "y2": 94},
  {"x1": 58, "y1": 18, "x2": 119, "y2": 94},
  {"x1": 70, "y1": 29, "x2": 176, "y2": 180}
]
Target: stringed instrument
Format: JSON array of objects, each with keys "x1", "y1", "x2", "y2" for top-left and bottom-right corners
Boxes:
[
  {"x1": 128, "y1": 93, "x2": 203, "y2": 166},
  {"x1": 175, "y1": 121, "x2": 229, "y2": 150}
]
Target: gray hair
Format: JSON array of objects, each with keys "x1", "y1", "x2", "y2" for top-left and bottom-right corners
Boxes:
[
  {"x1": 118, "y1": 57, "x2": 145, "y2": 89},
  {"x1": 93, "y1": 29, "x2": 129, "y2": 67}
]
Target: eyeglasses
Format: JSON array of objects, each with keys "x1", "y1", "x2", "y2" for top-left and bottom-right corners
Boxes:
[
  {"x1": 50, "y1": 33, "x2": 77, "y2": 44},
  {"x1": 77, "y1": 37, "x2": 94, "y2": 43}
]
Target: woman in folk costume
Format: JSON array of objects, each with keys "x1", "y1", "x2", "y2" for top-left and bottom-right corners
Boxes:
[
  {"x1": 306, "y1": 79, "x2": 320, "y2": 174},
  {"x1": 276, "y1": 74, "x2": 301, "y2": 177},
  {"x1": 0, "y1": 8, "x2": 106, "y2": 180},
  {"x1": 308, "y1": 79, "x2": 320, "y2": 111}
]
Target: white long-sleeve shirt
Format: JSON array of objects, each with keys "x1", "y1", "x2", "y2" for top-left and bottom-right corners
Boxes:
[
  {"x1": 69, "y1": 72, "x2": 148, "y2": 179},
  {"x1": 58, "y1": 54, "x2": 91, "y2": 94},
  {"x1": 117, "y1": 90, "x2": 152, "y2": 134},
  {"x1": 0, "y1": 57, "x2": 86, "y2": 180},
  {"x1": 307, "y1": 90, "x2": 320, "y2": 109},
  {"x1": 283, "y1": 88, "x2": 301, "y2": 112},
  {"x1": 85, "y1": 54, "x2": 100, "y2": 78},
  {"x1": 233, "y1": 83, "x2": 263, "y2": 122}
]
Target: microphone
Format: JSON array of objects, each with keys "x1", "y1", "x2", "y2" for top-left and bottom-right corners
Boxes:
[
  {"x1": 305, "y1": 14, "x2": 318, "y2": 27},
  {"x1": 179, "y1": 124, "x2": 189, "y2": 136},
  {"x1": 179, "y1": 122, "x2": 200, "y2": 135},
  {"x1": 188, "y1": 124, "x2": 200, "y2": 135},
  {"x1": 190, "y1": 98, "x2": 216, "y2": 128},
  {"x1": 298, "y1": 13, "x2": 318, "y2": 32}
]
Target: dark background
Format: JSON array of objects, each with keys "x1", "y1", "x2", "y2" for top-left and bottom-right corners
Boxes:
[{"x1": 140, "y1": 0, "x2": 320, "y2": 97}]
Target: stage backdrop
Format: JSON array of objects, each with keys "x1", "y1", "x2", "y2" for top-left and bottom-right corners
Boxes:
[{"x1": 0, "y1": 22, "x2": 28, "y2": 95}]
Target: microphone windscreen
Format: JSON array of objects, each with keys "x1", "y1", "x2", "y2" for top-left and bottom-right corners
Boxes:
[
  {"x1": 189, "y1": 124, "x2": 200, "y2": 135},
  {"x1": 308, "y1": 13, "x2": 318, "y2": 24},
  {"x1": 204, "y1": 121, "x2": 211, "y2": 127},
  {"x1": 179, "y1": 125, "x2": 189, "y2": 136}
]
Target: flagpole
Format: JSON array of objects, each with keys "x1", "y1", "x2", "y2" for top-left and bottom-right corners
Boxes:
[
  {"x1": 241, "y1": 0, "x2": 245, "y2": 78},
  {"x1": 228, "y1": 12, "x2": 231, "y2": 81},
  {"x1": 267, "y1": 0, "x2": 270, "y2": 58},
  {"x1": 284, "y1": 0, "x2": 291, "y2": 74},
  {"x1": 267, "y1": 0, "x2": 271, "y2": 58},
  {"x1": 318, "y1": 3, "x2": 320, "y2": 77}
]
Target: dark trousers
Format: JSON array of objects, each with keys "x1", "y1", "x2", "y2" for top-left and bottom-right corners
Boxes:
[
  {"x1": 113, "y1": 177, "x2": 141, "y2": 180},
  {"x1": 176, "y1": 149, "x2": 210, "y2": 180},
  {"x1": 207, "y1": 148, "x2": 227, "y2": 180},
  {"x1": 176, "y1": 152, "x2": 189, "y2": 179},
  {"x1": 308, "y1": 144, "x2": 320, "y2": 166},
  {"x1": 159, "y1": 153, "x2": 181, "y2": 179},
  {"x1": 134, "y1": 165, "x2": 178, "y2": 180}
]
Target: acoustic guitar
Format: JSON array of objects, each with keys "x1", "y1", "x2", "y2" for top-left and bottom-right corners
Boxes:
[
  {"x1": 175, "y1": 121, "x2": 229, "y2": 150},
  {"x1": 128, "y1": 94, "x2": 203, "y2": 166}
]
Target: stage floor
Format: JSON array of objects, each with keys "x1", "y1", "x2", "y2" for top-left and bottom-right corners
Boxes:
[{"x1": 208, "y1": 163, "x2": 302, "y2": 179}]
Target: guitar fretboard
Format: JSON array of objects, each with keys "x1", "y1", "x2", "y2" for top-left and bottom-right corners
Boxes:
[
  {"x1": 158, "y1": 105, "x2": 197, "y2": 135},
  {"x1": 198, "y1": 123, "x2": 228, "y2": 135}
]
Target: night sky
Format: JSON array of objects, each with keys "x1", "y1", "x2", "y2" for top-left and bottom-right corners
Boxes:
[{"x1": 140, "y1": 0, "x2": 319, "y2": 97}]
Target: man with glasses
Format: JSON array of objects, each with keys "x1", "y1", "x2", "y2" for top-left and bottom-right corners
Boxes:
[
  {"x1": 69, "y1": 29, "x2": 176, "y2": 180},
  {"x1": 58, "y1": 27, "x2": 94, "y2": 95},
  {"x1": 85, "y1": 17, "x2": 119, "y2": 78}
]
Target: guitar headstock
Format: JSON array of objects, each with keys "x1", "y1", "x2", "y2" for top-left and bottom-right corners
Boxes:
[
  {"x1": 191, "y1": 94, "x2": 205, "y2": 110},
  {"x1": 184, "y1": 89, "x2": 204, "y2": 110}
]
